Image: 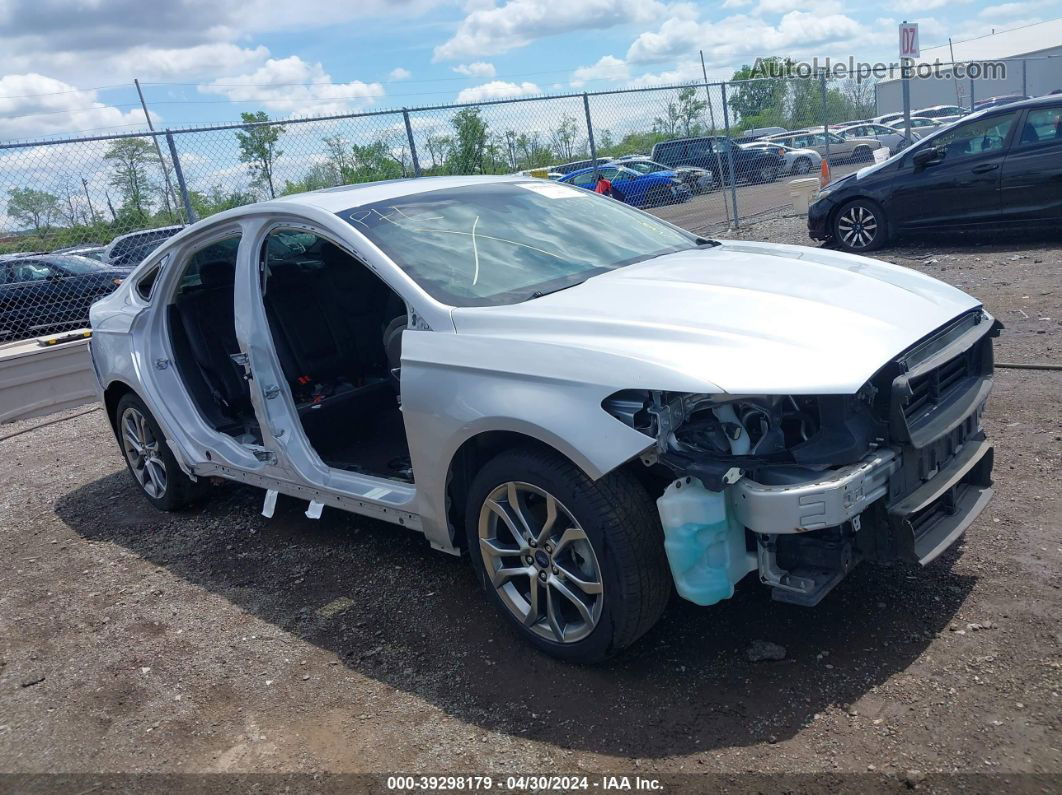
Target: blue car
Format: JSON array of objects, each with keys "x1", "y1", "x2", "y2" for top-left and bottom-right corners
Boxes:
[{"x1": 558, "y1": 164, "x2": 692, "y2": 208}]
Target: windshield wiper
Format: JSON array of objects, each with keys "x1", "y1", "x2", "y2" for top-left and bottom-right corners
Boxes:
[
  {"x1": 529, "y1": 280, "x2": 587, "y2": 300},
  {"x1": 694, "y1": 237, "x2": 720, "y2": 246}
]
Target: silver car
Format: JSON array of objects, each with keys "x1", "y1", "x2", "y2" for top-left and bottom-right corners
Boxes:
[
  {"x1": 90, "y1": 176, "x2": 998, "y2": 662},
  {"x1": 763, "y1": 129, "x2": 882, "y2": 163},
  {"x1": 740, "y1": 141, "x2": 821, "y2": 175},
  {"x1": 833, "y1": 122, "x2": 910, "y2": 155}
]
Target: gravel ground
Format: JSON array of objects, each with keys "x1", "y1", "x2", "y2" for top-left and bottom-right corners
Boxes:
[{"x1": 1, "y1": 216, "x2": 1060, "y2": 788}]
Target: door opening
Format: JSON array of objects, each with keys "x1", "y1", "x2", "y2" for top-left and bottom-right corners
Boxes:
[
  {"x1": 261, "y1": 229, "x2": 411, "y2": 481},
  {"x1": 167, "y1": 234, "x2": 262, "y2": 445}
]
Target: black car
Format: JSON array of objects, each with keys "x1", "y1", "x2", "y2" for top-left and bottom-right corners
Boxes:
[
  {"x1": 0, "y1": 254, "x2": 129, "y2": 340},
  {"x1": 808, "y1": 95, "x2": 1062, "y2": 253},
  {"x1": 650, "y1": 135, "x2": 783, "y2": 185},
  {"x1": 104, "y1": 225, "x2": 184, "y2": 267}
]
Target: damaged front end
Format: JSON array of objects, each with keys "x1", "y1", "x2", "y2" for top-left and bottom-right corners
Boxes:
[{"x1": 605, "y1": 309, "x2": 1001, "y2": 608}]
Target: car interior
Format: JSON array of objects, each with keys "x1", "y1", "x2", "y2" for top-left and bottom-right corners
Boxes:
[{"x1": 167, "y1": 231, "x2": 412, "y2": 481}]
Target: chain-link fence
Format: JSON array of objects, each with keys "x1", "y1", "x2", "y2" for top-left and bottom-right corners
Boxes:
[{"x1": 0, "y1": 63, "x2": 1019, "y2": 341}]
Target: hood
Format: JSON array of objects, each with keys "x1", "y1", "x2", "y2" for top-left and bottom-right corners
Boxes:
[{"x1": 450, "y1": 241, "x2": 981, "y2": 395}]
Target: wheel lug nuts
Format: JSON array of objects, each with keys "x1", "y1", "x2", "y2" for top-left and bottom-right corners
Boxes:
[
  {"x1": 551, "y1": 566, "x2": 559, "y2": 575},
  {"x1": 528, "y1": 538, "x2": 537, "y2": 548},
  {"x1": 538, "y1": 571, "x2": 547, "y2": 582},
  {"x1": 544, "y1": 544, "x2": 553, "y2": 553},
  {"x1": 525, "y1": 556, "x2": 534, "y2": 566}
]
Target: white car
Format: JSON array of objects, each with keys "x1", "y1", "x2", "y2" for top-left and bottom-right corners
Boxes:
[
  {"x1": 740, "y1": 141, "x2": 821, "y2": 175},
  {"x1": 913, "y1": 104, "x2": 967, "y2": 125},
  {"x1": 89, "y1": 176, "x2": 997, "y2": 662}
]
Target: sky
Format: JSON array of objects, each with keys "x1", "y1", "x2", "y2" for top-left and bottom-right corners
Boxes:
[{"x1": 0, "y1": 0, "x2": 1058, "y2": 143}]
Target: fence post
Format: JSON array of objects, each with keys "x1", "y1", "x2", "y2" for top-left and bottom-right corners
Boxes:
[
  {"x1": 134, "y1": 79, "x2": 178, "y2": 222},
  {"x1": 582, "y1": 93, "x2": 599, "y2": 184},
  {"x1": 165, "y1": 131, "x2": 198, "y2": 224},
  {"x1": 402, "y1": 109, "x2": 422, "y2": 178},
  {"x1": 820, "y1": 70, "x2": 831, "y2": 166},
  {"x1": 719, "y1": 81, "x2": 740, "y2": 229},
  {"x1": 969, "y1": 74, "x2": 976, "y2": 109},
  {"x1": 1021, "y1": 59, "x2": 1027, "y2": 97}
]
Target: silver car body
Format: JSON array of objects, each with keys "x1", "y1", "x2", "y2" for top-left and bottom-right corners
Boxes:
[
  {"x1": 89, "y1": 175, "x2": 995, "y2": 599},
  {"x1": 763, "y1": 130, "x2": 882, "y2": 162},
  {"x1": 834, "y1": 123, "x2": 909, "y2": 154}
]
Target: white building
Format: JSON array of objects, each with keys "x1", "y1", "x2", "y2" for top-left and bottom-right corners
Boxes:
[{"x1": 875, "y1": 19, "x2": 1062, "y2": 114}]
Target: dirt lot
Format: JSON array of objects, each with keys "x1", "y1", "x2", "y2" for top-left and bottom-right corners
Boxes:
[{"x1": 1, "y1": 216, "x2": 1060, "y2": 788}]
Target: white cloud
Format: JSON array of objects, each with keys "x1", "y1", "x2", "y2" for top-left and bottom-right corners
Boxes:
[
  {"x1": 0, "y1": 73, "x2": 150, "y2": 140},
  {"x1": 455, "y1": 80, "x2": 541, "y2": 103},
  {"x1": 627, "y1": 10, "x2": 867, "y2": 66},
  {"x1": 571, "y1": 55, "x2": 630, "y2": 87},
  {"x1": 978, "y1": 1, "x2": 1049, "y2": 17},
  {"x1": 434, "y1": 0, "x2": 665, "y2": 60},
  {"x1": 200, "y1": 57, "x2": 385, "y2": 117},
  {"x1": 453, "y1": 61, "x2": 497, "y2": 78},
  {"x1": 893, "y1": 0, "x2": 968, "y2": 10},
  {"x1": 388, "y1": 67, "x2": 412, "y2": 81}
]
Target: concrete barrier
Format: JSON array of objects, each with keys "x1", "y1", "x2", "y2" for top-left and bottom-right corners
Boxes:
[{"x1": 0, "y1": 330, "x2": 98, "y2": 424}]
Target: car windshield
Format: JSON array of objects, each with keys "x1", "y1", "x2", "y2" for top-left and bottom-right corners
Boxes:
[
  {"x1": 341, "y1": 181, "x2": 700, "y2": 306},
  {"x1": 623, "y1": 160, "x2": 666, "y2": 174},
  {"x1": 50, "y1": 255, "x2": 109, "y2": 274}
]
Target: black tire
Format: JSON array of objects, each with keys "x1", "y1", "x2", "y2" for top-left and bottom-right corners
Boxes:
[
  {"x1": 793, "y1": 157, "x2": 812, "y2": 175},
  {"x1": 115, "y1": 392, "x2": 208, "y2": 511},
  {"x1": 832, "y1": 198, "x2": 888, "y2": 253},
  {"x1": 852, "y1": 145, "x2": 873, "y2": 162},
  {"x1": 465, "y1": 447, "x2": 671, "y2": 663},
  {"x1": 645, "y1": 185, "x2": 670, "y2": 207}
]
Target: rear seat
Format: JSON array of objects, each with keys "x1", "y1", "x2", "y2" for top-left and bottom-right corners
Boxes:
[{"x1": 173, "y1": 260, "x2": 250, "y2": 418}]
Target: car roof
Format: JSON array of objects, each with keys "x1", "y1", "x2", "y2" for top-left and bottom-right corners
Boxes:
[{"x1": 268, "y1": 175, "x2": 524, "y2": 212}]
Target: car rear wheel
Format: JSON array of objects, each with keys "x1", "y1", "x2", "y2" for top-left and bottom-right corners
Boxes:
[
  {"x1": 853, "y1": 145, "x2": 873, "y2": 162},
  {"x1": 116, "y1": 393, "x2": 207, "y2": 511},
  {"x1": 465, "y1": 447, "x2": 671, "y2": 663},
  {"x1": 833, "y1": 199, "x2": 887, "y2": 253},
  {"x1": 756, "y1": 164, "x2": 778, "y2": 183},
  {"x1": 793, "y1": 157, "x2": 813, "y2": 175}
]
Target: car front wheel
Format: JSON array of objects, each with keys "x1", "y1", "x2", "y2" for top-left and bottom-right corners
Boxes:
[
  {"x1": 792, "y1": 157, "x2": 812, "y2": 175},
  {"x1": 833, "y1": 198, "x2": 887, "y2": 252},
  {"x1": 116, "y1": 393, "x2": 207, "y2": 511},
  {"x1": 465, "y1": 447, "x2": 671, "y2": 663}
]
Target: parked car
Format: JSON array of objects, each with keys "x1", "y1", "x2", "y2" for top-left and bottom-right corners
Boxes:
[
  {"x1": 764, "y1": 129, "x2": 882, "y2": 163},
  {"x1": 809, "y1": 95, "x2": 1062, "y2": 252},
  {"x1": 91, "y1": 175, "x2": 999, "y2": 661},
  {"x1": 651, "y1": 136, "x2": 782, "y2": 184},
  {"x1": 834, "y1": 122, "x2": 911, "y2": 154},
  {"x1": 104, "y1": 225, "x2": 184, "y2": 268},
  {"x1": 549, "y1": 158, "x2": 609, "y2": 176},
  {"x1": 0, "y1": 254, "x2": 128, "y2": 339},
  {"x1": 740, "y1": 141, "x2": 821, "y2": 175},
  {"x1": 54, "y1": 244, "x2": 107, "y2": 261},
  {"x1": 558, "y1": 164, "x2": 692, "y2": 207},
  {"x1": 974, "y1": 94, "x2": 1030, "y2": 111},
  {"x1": 888, "y1": 116, "x2": 943, "y2": 139},
  {"x1": 871, "y1": 112, "x2": 905, "y2": 126},
  {"x1": 610, "y1": 156, "x2": 714, "y2": 193},
  {"x1": 912, "y1": 104, "x2": 967, "y2": 125}
]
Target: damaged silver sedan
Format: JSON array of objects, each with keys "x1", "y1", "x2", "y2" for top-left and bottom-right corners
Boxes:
[{"x1": 89, "y1": 176, "x2": 999, "y2": 662}]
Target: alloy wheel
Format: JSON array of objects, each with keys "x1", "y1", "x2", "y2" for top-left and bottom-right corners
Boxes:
[
  {"x1": 121, "y1": 406, "x2": 167, "y2": 499},
  {"x1": 837, "y1": 204, "x2": 879, "y2": 249},
  {"x1": 478, "y1": 481, "x2": 604, "y2": 644}
]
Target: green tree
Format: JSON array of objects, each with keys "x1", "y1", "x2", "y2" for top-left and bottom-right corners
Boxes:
[
  {"x1": 550, "y1": 114, "x2": 581, "y2": 161},
  {"x1": 676, "y1": 86, "x2": 707, "y2": 137},
  {"x1": 652, "y1": 99, "x2": 681, "y2": 137},
  {"x1": 104, "y1": 137, "x2": 157, "y2": 220},
  {"x1": 189, "y1": 185, "x2": 257, "y2": 217},
  {"x1": 6, "y1": 187, "x2": 60, "y2": 235},
  {"x1": 235, "y1": 111, "x2": 285, "y2": 198},
  {"x1": 729, "y1": 58, "x2": 789, "y2": 127},
  {"x1": 447, "y1": 107, "x2": 489, "y2": 174}
]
